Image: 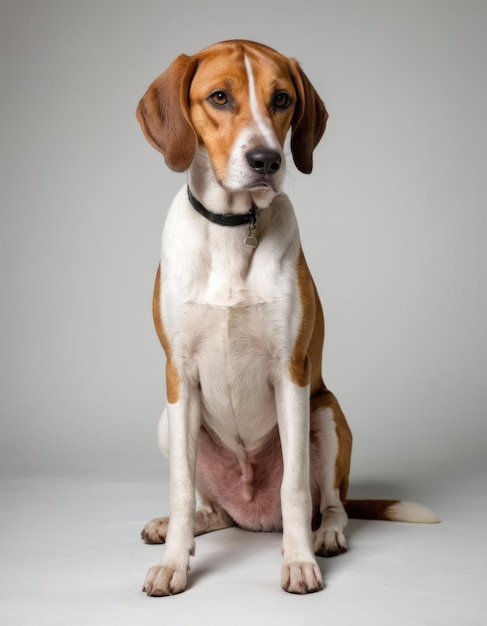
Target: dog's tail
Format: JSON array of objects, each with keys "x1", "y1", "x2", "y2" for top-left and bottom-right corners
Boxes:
[{"x1": 345, "y1": 499, "x2": 440, "y2": 524}]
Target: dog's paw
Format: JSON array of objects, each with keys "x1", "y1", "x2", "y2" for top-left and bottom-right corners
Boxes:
[
  {"x1": 281, "y1": 561, "x2": 324, "y2": 594},
  {"x1": 313, "y1": 528, "x2": 348, "y2": 557},
  {"x1": 142, "y1": 565, "x2": 188, "y2": 596},
  {"x1": 141, "y1": 517, "x2": 169, "y2": 544}
]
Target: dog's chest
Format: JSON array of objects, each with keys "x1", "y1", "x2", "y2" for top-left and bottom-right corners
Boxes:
[
  {"x1": 181, "y1": 296, "x2": 280, "y2": 452},
  {"x1": 163, "y1": 201, "x2": 302, "y2": 452},
  {"x1": 177, "y1": 273, "x2": 297, "y2": 452}
]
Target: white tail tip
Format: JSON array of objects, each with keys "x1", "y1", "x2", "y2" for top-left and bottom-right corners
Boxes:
[{"x1": 387, "y1": 501, "x2": 440, "y2": 524}]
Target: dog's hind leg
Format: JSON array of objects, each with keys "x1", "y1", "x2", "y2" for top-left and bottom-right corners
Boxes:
[
  {"x1": 310, "y1": 391, "x2": 353, "y2": 557},
  {"x1": 142, "y1": 497, "x2": 235, "y2": 544}
]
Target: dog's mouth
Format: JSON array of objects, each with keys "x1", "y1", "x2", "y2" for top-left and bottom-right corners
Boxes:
[{"x1": 246, "y1": 177, "x2": 279, "y2": 193}]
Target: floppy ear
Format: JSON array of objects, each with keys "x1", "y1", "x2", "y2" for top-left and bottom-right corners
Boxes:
[
  {"x1": 136, "y1": 54, "x2": 199, "y2": 172},
  {"x1": 289, "y1": 61, "x2": 328, "y2": 174}
]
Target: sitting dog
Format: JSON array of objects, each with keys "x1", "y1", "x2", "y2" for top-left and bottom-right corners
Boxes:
[{"x1": 136, "y1": 39, "x2": 438, "y2": 596}]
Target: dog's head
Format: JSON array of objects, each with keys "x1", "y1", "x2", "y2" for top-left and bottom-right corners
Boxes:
[{"x1": 137, "y1": 40, "x2": 327, "y2": 202}]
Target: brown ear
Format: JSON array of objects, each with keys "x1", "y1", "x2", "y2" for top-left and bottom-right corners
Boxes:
[
  {"x1": 136, "y1": 54, "x2": 199, "y2": 172},
  {"x1": 289, "y1": 61, "x2": 328, "y2": 174}
]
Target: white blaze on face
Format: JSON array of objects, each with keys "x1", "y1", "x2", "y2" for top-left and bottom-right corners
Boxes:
[
  {"x1": 225, "y1": 55, "x2": 284, "y2": 196},
  {"x1": 244, "y1": 55, "x2": 280, "y2": 148}
]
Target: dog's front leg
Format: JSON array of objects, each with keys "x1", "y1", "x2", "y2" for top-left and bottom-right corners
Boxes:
[
  {"x1": 275, "y1": 376, "x2": 324, "y2": 594},
  {"x1": 143, "y1": 388, "x2": 201, "y2": 596}
]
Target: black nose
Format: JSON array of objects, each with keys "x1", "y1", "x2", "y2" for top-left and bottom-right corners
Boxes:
[{"x1": 246, "y1": 149, "x2": 281, "y2": 176}]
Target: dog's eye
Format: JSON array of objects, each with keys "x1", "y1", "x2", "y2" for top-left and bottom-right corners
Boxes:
[
  {"x1": 209, "y1": 90, "x2": 229, "y2": 107},
  {"x1": 273, "y1": 91, "x2": 291, "y2": 110}
]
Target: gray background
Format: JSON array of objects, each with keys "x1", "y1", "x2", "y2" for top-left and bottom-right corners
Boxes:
[{"x1": 1, "y1": 0, "x2": 485, "y2": 480}]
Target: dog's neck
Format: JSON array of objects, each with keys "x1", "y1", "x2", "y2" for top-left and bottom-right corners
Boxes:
[{"x1": 188, "y1": 148, "x2": 278, "y2": 215}]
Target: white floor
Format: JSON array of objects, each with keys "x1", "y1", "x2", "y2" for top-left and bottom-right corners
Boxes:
[{"x1": 1, "y1": 462, "x2": 486, "y2": 626}]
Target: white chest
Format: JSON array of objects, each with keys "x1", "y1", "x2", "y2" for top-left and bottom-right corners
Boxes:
[
  {"x1": 174, "y1": 297, "x2": 289, "y2": 452},
  {"x1": 159, "y1": 189, "x2": 303, "y2": 452}
]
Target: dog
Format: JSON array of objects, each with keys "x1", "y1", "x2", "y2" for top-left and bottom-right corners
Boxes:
[{"x1": 136, "y1": 39, "x2": 438, "y2": 596}]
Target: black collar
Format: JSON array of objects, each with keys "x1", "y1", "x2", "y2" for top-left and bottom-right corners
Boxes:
[{"x1": 187, "y1": 186, "x2": 258, "y2": 227}]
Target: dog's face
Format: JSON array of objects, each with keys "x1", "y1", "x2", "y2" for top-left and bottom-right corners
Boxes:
[
  {"x1": 187, "y1": 43, "x2": 297, "y2": 200},
  {"x1": 137, "y1": 40, "x2": 328, "y2": 204}
]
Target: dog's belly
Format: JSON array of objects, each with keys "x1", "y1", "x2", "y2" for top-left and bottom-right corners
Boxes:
[
  {"x1": 197, "y1": 423, "x2": 284, "y2": 531},
  {"x1": 181, "y1": 301, "x2": 287, "y2": 529}
]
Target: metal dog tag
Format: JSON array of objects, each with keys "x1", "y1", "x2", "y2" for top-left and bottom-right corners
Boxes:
[
  {"x1": 244, "y1": 235, "x2": 258, "y2": 248},
  {"x1": 244, "y1": 223, "x2": 258, "y2": 248}
]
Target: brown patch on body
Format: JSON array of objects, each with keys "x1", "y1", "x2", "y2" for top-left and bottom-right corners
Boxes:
[
  {"x1": 153, "y1": 266, "x2": 180, "y2": 404},
  {"x1": 289, "y1": 248, "x2": 324, "y2": 391},
  {"x1": 289, "y1": 248, "x2": 353, "y2": 502}
]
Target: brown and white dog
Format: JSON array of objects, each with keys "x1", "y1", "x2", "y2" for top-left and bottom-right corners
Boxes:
[{"x1": 136, "y1": 40, "x2": 438, "y2": 596}]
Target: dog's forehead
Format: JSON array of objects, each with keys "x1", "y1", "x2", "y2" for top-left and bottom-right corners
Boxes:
[{"x1": 192, "y1": 41, "x2": 294, "y2": 91}]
